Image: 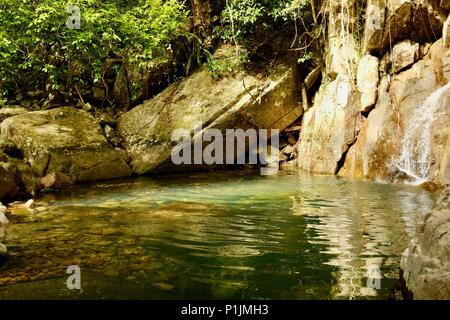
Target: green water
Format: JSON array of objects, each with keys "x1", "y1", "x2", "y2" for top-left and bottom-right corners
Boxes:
[{"x1": 0, "y1": 171, "x2": 436, "y2": 299}]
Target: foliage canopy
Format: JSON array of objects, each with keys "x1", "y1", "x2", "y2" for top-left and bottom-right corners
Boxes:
[{"x1": 0, "y1": 0, "x2": 187, "y2": 105}]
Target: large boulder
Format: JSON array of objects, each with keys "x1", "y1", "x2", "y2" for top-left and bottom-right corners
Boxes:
[
  {"x1": 118, "y1": 62, "x2": 302, "y2": 174},
  {"x1": 340, "y1": 40, "x2": 450, "y2": 186},
  {"x1": 297, "y1": 74, "x2": 363, "y2": 174},
  {"x1": 401, "y1": 187, "x2": 450, "y2": 299},
  {"x1": 0, "y1": 107, "x2": 132, "y2": 182}
]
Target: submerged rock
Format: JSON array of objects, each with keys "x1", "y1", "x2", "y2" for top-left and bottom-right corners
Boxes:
[
  {"x1": 0, "y1": 243, "x2": 7, "y2": 266},
  {"x1": 401, "y1": 187, "x2": 450, "y2": 299},
  {"x1": 0, "y1": 211, "x2": 9, "y2": 225},
  {"x1": 0, "y1": 107, "x2": 132, "y2": 182}
]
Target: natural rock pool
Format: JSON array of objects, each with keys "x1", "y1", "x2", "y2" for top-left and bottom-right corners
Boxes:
[{"x1": 0, "y1": 171, "x2": 436, "y2": 299}]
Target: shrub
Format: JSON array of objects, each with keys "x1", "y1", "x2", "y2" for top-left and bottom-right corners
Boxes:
[{"x1": 0, "y1": 0, "x2": 187, "y2": 105}]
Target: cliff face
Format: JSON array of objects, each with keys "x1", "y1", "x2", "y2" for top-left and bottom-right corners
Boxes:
[{"x1": 297, "y1": 0, "x2": 450, "y2": 188}]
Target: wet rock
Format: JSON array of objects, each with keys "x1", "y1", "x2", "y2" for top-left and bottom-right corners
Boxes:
[
  {"x1": 357, "y1": 55, "x2": 380, "y2": 112},
  {"x1": 0, "y1": 107, "x2": 132, "y2": 182},
  {"x1": 41, "y1": 172, "x2": 73, "y2": 189},
  {"x1": 118, "y1": 56, "x2": 302, "y2": 174},
  {"x1": 401, "y1": 187, "x2": 450, "y2": 299},
  {"x1": 392, "y1": 40, "x2": 420, "y2": 73}
]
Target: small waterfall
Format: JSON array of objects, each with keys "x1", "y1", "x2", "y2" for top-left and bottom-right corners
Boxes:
[{"x1": 395, "y1": 82, "x2": 450, "y2": 184}]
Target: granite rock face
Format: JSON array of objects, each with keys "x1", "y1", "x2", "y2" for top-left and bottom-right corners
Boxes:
[
  {"x1": 362, "y1": 0, "x2": 445, "y2": 54},
  {"x1": 339, "y1": 40, "x2": 450, "y2": 186},
  {"x1": 297, "y1": 74, "x2": 363, "y2": 174}
]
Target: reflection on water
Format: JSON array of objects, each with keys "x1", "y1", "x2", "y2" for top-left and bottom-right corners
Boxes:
[
  {"x1": 289, "y1": 180, "x2": 429, "y2": 299},
  {"x1": 0, "y1": 171, "x2": 436, "y2": 299}
]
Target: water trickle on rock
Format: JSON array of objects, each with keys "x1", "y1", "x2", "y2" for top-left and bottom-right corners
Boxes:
[{"x1": 395, "y1": 83, "x2": 450, "y2": 184}]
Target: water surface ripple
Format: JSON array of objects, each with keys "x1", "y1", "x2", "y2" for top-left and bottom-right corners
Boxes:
[{"x1": 0, "y1": 171, "x2": 436, "y2": 299}]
